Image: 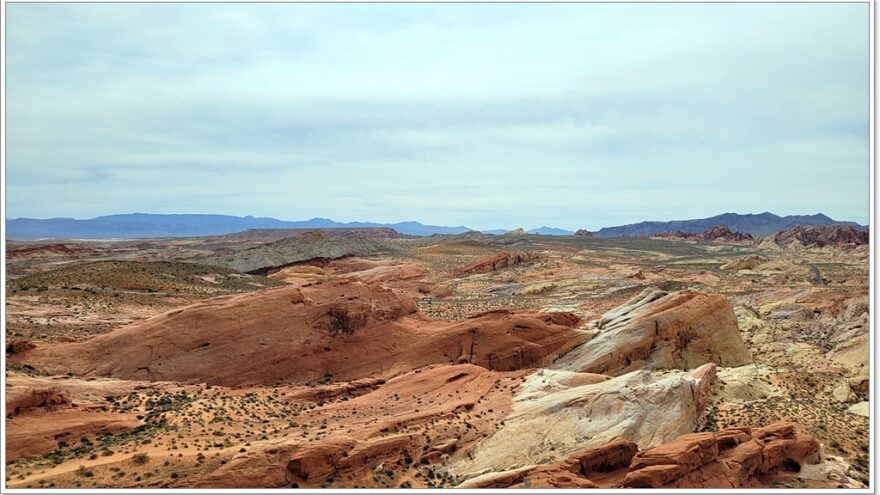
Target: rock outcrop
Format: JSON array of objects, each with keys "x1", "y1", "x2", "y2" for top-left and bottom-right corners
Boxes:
[
  {"x1": 9, "y1": 281, "x2": 587, "y2": 387},
  {"x1": 449, "y1": 364, "x2": 718, "y2": 478},
  {"x1": 653, "y1": 230, "x2": 697, "y2": 240},
  {"x1": 720, "y1": 255, "x2": 766, "y2": 271},
  {"x1": 452, "y1": 251, "x2": 538, "y2": 276},
  {"x1": 574, "y1": 229, "x2": 594, "y2": 237},
  {"x1": 5, "y1": 375, "x2": 162, "y2": 460},
  {"x1": 701, "y1": 226, "x2": 754, "y2": 242},
  {"x1": 653, "y1": 226, "x2": 753, "y2": 242},
  {"x1": 551, "y1": 288, "x2": 751, "y2": 375},
  {"x1": 189, "y1": 364, "x2": 525, "y2": 487},
  {"x1": 623, "y1": 422, "x2": 820, "y2": 488},
  {"x1": 759, "y1": 225, "x2": 868, "y2": 249},
  {"x1": 6, "y1": 243, "x2": 98, "y2": 260},
  {"x1": 459, "y1": 422, "x2": 820, "y2": 489}
]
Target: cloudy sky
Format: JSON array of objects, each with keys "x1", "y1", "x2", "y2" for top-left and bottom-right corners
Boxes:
[{"x1": 5, "y1": 3, "x2": 869, "y2": 230}]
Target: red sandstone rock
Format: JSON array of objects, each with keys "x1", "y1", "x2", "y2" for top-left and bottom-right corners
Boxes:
[
  {"x1": 9, "y1": 281, "x2": 587, "y2": 387},
  {"x1": 760, "y1": 225, "x2": 868, "y2": 249},
  {"x1": 461, "y1": 421, "x2": 820, "y2": 489},
  {"x1": 622, "y1": 422, "x2": 819, "y2": 488},
  {"x1": 653, "y1": 226, "x2": 753, "y2": 242},
  {"x1": 452, "y1": 251, "x2": 538, "y2": 276}
]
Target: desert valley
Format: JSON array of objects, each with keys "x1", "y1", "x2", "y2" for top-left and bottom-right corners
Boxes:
[{"x1": 3, "y1": 221, "x2": 870, "y2": 489}]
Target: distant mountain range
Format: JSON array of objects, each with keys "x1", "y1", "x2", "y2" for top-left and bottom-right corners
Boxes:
[
  {"x1": 528, "y1": 226, "x2": 575, "y2": 236},
  {"x1": 480, "y1": 227, "x2": 575, "y2": 236},
  {"x1": 4, "y1": 212, "x2": 863, "y2": 240},
  {"x1": 5, "y1": 214, "x2": 472, "y2": 240},
  {"x1": 592, "y1": 212, "x2": 864, "y2": 238}
]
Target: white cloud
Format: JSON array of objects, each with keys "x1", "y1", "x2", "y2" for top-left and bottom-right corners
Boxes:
[{"x1": 4, "y1": 2, "x2": 870, "y2": 229}]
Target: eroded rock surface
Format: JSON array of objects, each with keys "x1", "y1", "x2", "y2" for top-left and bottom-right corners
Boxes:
[
  {"x1": 460, "y1": 422, "x2": 820, "y2": 489},
  {"x1": 552, "y1": 288, "x2": 752, "y2": 375},
  {"x1": 9, "y1": 281, "x2": 587, "y2": 387}
]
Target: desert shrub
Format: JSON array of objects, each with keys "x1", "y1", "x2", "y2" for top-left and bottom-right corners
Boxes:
[{"x1": 327, "y1": 306, "x2": 367, "y2": 336}]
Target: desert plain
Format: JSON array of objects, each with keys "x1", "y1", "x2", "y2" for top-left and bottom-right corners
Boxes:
[{"x1": 3, "y1": 224, "x2": 870, "y2": 489}]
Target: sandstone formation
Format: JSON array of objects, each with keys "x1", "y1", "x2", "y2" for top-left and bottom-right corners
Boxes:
[
  {"x1": 459, "y1": 422, "x2": 819, "y2": 489},
  {"x1": 574, "y1": 229, "x2": 593, "y2": 237},
  {"x1": 759, "y1": 225, "x2": 868, "y2": 249},
  {"x1": 653, "y1": 226, "x2": 753, "y2": 242},
  {"x1": 189, "y1": 364, "x2": 525, "y2": 487},
  {"x1": 452, "y1": 251, "x2": 538, "y2": 276},
  {"x1": 9, "y1": 281, "x2": 587, "y2": 387},
  {"x1": 623, "y1": 422, "x2": 820, "y2": 488},
  {"x1": 7, "y1": 243, "x2": 98, "y2": 260},
  {"x1": 701, "y1": 225, "x2": 754, "y2": 242},
  {"x1": 4, "y1": 223, "x2": 866, "y2": 490},
  {"x1": 652, "y1": 229, "x2": 697, "y2": 240},
  {"x1": 551, "y1": 288, "x2": 752, "y2": 375},
  {"x1": 268, "y1": 257, "x2": 449, "y2": 298},
  {"x1": 208, "y1": 238, "x2": 400, "y2": 274},
  {"x1": 5, "y1": 375, "x2": 164, "y2": 460},
  {"x1": 720, "y1": 255, "x2": 766, "y2": 271},
  {"x1": 449, "y1": 364, "x2": 718, "y2": 478}
]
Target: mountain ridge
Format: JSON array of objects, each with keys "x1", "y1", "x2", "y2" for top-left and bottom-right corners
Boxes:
[
  {"x1": 5, "y1": 212, "x2": 864, "y2": 240},
  {"x1": 592, "y1": 212, "x2": 863, "y2": 238},
  {"x1": 5, "y1": 214, "x2": 472, "y2": 240}
]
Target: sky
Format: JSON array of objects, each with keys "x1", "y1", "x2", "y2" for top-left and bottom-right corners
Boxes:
[{"x1": 5, "y1": 3, "x2": 870, "y2": 231}]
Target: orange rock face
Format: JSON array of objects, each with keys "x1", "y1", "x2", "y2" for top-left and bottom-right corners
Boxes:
[
  {"x1": 452, "y1": 251, "x2": 538, "y2": 276},
  {"x1": 10, "y1": 280, "x2": 587, "y2": 387},
  {"x1": 189, "y1": 364, "x2": 527, "y2": 488},
  {"x1": 5, "y1": 375, "x2": 164, "y2": 460},
  {"x1": 462, "y1": 422, "x2": 819, "y2": 489},
  {"x1": 623, "y1": 422, "x2": 820, "y2": 488}
]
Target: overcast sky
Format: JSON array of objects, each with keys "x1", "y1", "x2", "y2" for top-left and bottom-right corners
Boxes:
[{"x1": 5, "y1": 3, "x2": 869, "y2": 230}]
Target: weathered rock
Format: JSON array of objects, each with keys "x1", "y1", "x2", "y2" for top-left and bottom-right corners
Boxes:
[
  {"x1": 189, "y1": 364, "x2": 523, "y2": 487},
  {"x1": 461, "y1": 422, "x2": 819, "y2": 489},
  {"x1": 622, "y1": 422, "x2": 819, "y2": 488},
  {"x1": 574, "y1": 229, "x2": 594, "y2": 237},
  {"x1": 450, "y1": 364, "x2": 717, "y2": 478},
  {"x1": 832, "y1": 381, "x2": 856, "y2": 403},
  {"x1": 652, "y1": 226, "x2": 753, "y2": 242},
  {"x1": 6, "y1": 340, "x2": 35, "y2": 355},
  {"x1": 551, "y1": 288, "x2": 751, "y2": 375},
  {"x1": 759, "y1": 225, "x2": 868, "y2": 249},
  {"x1": 701, "y1": 226, "x2": 754, "y2": 242},
  {"x1": 6, "y1": 387, "x2": 70, "y2": 416},
  {"x1": 10, "y1": 281, "x2": 587, "y2": 387},
  {"x1": 5, "y1": 375, "x2": 162, "y2": 460},
  {"x1": 452, "y1": 251, "x2": 538, "y2": 276},
  {"x1": 715, "y1": 365, "x2": 783, "y2": 402},
  {"x1": 720, "y1": 255, "x2": 766, "y2": 271},
  {"x1": 847, "y1": 401, "x2": 869, "y2": 417}
]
